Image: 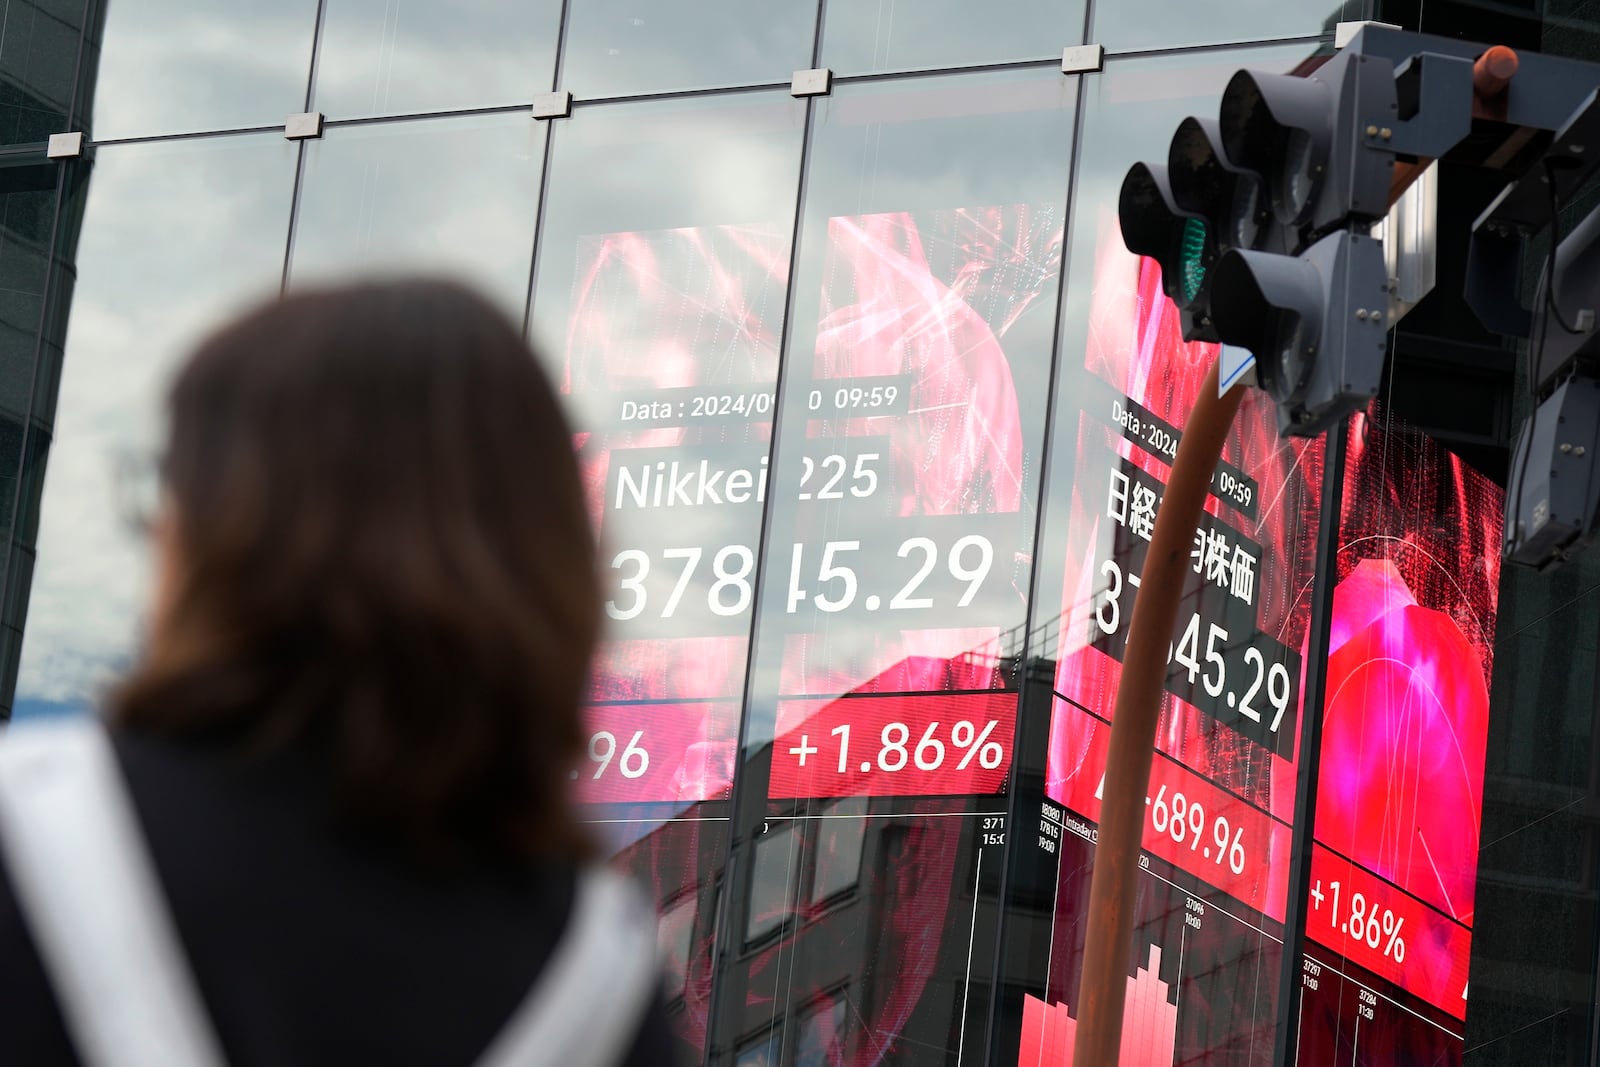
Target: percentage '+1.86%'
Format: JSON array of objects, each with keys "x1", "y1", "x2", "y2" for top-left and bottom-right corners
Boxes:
[
  {"x1": 1312, "y1": 880, "x2": 1408, "y2": 962},
  {"x1": 787, "y1": 719, "x2": 1004, "y2": 775}
]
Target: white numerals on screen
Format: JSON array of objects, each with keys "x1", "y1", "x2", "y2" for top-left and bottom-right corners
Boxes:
[
  {"x1": 787, "y1": 535, "x2": 994, "y2": 614},
  {"x1": 1239, "y1": 647, "x2": 1293, "y2": 731},
  {"x1": 822, "y1": 719, "x2": 1004, "y2": 775},
  {"x1": 1093, "y1": 552, "x2": 1292, "y2": 736},
  {"x1": 605, "y1": 545, "x2": 754, "y2": 621},
  {"x1": 1148, "y1": 785, "x2": 1246, "y2": 875},
  {"x1": 588, "y1": 730, "x2": 650, "y2": 779},
  {"x1": 797, "y1": 452, "x2": 881, "y2": 500}
]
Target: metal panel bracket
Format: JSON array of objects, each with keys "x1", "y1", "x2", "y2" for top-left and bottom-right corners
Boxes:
[
  {"x1": 790, "y1": 68, "x2": 832, "y2": 97},
  {"x1": 285, "y1": 112, "x2": 324, "y2": 140},
  {"x1": 1334, "y1": 20, "x2": 1401, "y2": 49},
  {"x1": 1062, "y1": 44, "x2": 1103, "y2": 75},
  {"x1": 46, "y1": 132, "x2": 84, "y2": 159},
  {"x1": 1373, "y1": 160, "x2": 1439, "y2": 328},
  {"x1": 532, "y1": 91, "x2": 573, "y2": 120}
]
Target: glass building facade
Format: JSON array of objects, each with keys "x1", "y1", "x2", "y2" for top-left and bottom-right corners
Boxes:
[{"x1": 2, "y1": 1, "x2": 1600, "y2": 1065}]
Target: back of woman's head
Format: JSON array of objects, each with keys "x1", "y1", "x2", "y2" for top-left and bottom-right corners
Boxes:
[{"x1": 114, "y1": 279, "x2": 600, "y2": 863}]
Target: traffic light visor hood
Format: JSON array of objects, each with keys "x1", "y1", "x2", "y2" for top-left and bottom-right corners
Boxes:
[
  {"x1": 1119, "y1": 162, "x2": 1209, "y2": 307},
  {"x1": 1168, "y1": 116, "x2": 1267, "y2": 252},
  {"x1": 1208, "y1": 247, "x2": 1323, "y2": 399},
  {"x1": 1219, "y1": 69, "x2": 1332, "y2": 226}
]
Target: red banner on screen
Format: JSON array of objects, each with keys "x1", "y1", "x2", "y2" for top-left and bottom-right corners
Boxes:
[
  {"x1": 1307, "y1": 845, "x2": 1471, "y2": 1020},
  {"x1": 1051, "y1": 697, "x2": 1291, "y2": 922},
  {"x1": 769, "y1": 691, "x2": 1016, "y2": 799},
  {"x1": 573, "y1": 701, "x2": 738, "y2": 805}
]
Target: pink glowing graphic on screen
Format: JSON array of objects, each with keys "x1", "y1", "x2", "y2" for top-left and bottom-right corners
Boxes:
[
  {"x1": 1018, "y1": 946, "x2": 1178, "y2": 1067},
  {"x1": 1316, "y1": 560, "x2": 1489, "y2": 922},
  {"x1": 813, "y1": 208, "x2": 1052, "y2": 515},
  {"x1": 1314, "y1": 408, "x2": 1502, "y2": 932}
]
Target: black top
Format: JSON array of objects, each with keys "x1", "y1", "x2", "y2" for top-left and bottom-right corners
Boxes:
[{"x1": 0, "y1": 728, "x2": 679, "y2": 1067}]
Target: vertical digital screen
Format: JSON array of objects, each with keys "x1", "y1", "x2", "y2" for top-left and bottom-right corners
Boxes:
[
  {"x1": 764, "y1": 202, "x2": 1063, "y2": 802},
  {"x1": 566, "y1": 220, "x2": 792, "y2": 806},
  {"x1": 1293, "y1": 407, "x2": 1502, "y2": 1064},
  {"x1": 1022, "y1": 220, "x2": 1327, "y2": 1065}
]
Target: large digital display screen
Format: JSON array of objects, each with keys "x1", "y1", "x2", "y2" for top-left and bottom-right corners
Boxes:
[
  {"x1": 736, "y1": 194, "x2": 1063, "y2": 1063},
  {"x1": 1017, "y1": 221, "x2": 1501, "y2": 1064},
  {"x1": 1293, "y1": 406, "x2": 1502, "y2": 1063},
  {"x1": 1020, "y1": 223, "x2": 1324, "y2": 1064}
]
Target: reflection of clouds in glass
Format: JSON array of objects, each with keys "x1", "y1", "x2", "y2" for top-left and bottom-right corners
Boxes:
[
  {"x1": 561, "y1": 0, "x2": 813, "y2": 98},
  {"x1": 1093, "y1": 0, "x2": 1349, "y2": 50},
  {"x1": 822, "y1": 0, "x2": 1075, "y2": 74},
  {"x1": 90, "y1": 0, "x2": 319, "y2": 139},
  {"x1": 14, "y1": 135, "x2": 297, "y2": 717},
  {"x1": 312, "y1": 0, "x2": 561, "y2": 118},
  {"x1": 289, "y1": 112, "x2": 546, "y2": 319}
]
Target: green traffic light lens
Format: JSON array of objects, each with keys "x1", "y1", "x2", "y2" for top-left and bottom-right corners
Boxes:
[{"x1": 1180, "y1": 217, "x2": 1207, "y2": 304}]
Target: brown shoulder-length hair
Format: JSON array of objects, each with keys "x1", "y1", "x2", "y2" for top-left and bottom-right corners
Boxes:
[{"x1": 113, "y1": 279, "x2": 600, "y2": 864}]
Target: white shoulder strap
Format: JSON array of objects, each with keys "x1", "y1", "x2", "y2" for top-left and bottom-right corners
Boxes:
[
  {"x1": 474, "y1": 867, "x2": 660, "y2": 1067},
  {"x1": 0, "y1": 720, "x2": 660, "y2": 1067},
  {"x1": 0, "y1": 719, "x2": 228, "y2": 1067}
]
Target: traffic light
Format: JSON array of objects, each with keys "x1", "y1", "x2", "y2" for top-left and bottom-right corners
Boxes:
[
  {"x1": 1218, "y1": 52, "x2": 1396, "y2": 239},
  {"x1": 1505, "y1": 375, "x2": 1600, "y2": 570},
  {"x1": 1118, "y1": 163, "x2": 1218, "y2": 343},
  {"x1": 1208, "y1": 230, "x2": 1390, "y2": 435},
  {"x1": 1118, "y1": 47, "x2": 1464, "y2": 437}
]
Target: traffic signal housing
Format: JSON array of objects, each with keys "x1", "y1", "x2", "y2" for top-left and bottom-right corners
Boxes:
[
  {"x1": 1118, "y1": 47, "x2": 1448, "y2": 438},
  {"x1": 1208, "y1": 230, "x2": 1390, "y2": 435}
]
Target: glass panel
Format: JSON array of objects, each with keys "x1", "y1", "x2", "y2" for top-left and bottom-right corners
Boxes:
[
  {"x1": 560, "y1": 0, "x2": 815, "y2": 98},
  {"x1": 312, "y1": 0, "x2": 562, "y2": 120},
  {"x1": 658, "y1": 893, "x2": 698, "y2": 1002},
  {"x1": 747, "y1": 823, "x2": 800, "y2": 943},
  {"x1": 736, "y1": 1027, "x2": 782, "y2": 1067},
  {"x1": 289, "y1": 112, "x2": 545, "y2": 321},
  {"x1": 1291, "y1": 406, "x2": 1504, "y2": 1062},
  {"x1": 83, "y1": 0, "x2": 320, "y2": 139},
  {"x1": 0, "y1": 0, "x2": 86, "y2": 145},
  {"x1": 528, "y1": 91, "x2": 805, "y2": 1066},
  {"x1": 1092, "y1": 0, "x2": 1354, "y2": 51},
  {"x1": 809, "y1": 796, "x2": 866, "y2": 902},
  {"x1": 820, "y1": 0, "x2": 1081, "y2": 75},
  {"x1": 11, "y1": 134, "x2": 297, "y2": 721},
  {"x1": 1015, "y1": 45, "x2": 1325, "y2": 1066},
  {"x1": 795, "y1": 993, "x2": 848, "y2": 1067},
  {"x1": 721, "y1": 65, "x2": 1075, "y2": 1065},
  {"x1": 1463, "y1": 554, "x2": 1600, "y2": 1064},
  {"x1": 0, "y1": 165, "x2": 58, "y2": 420}
]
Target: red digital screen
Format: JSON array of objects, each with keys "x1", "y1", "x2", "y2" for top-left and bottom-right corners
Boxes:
[{"x1": 1294, "y1": 407, "x2": 1502, "y2": 1058}]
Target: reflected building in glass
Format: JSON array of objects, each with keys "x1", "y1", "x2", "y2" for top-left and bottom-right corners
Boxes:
[{"x1": 5, "y1": 1, "x2": 1600, "y2": 1065}]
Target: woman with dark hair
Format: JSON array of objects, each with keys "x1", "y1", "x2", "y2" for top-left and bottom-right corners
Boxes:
[{"x1": 0, "y1": 280, "x2": 676, "y2": 1066}]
